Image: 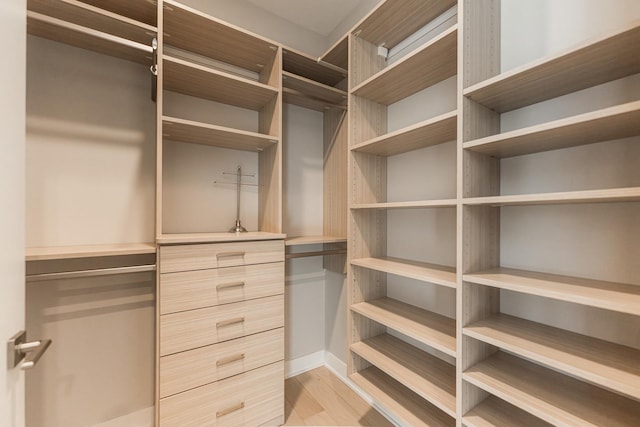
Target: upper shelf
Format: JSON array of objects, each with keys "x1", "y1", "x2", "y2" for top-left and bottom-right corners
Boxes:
[
  {"x1": 319, "y1": 35, "x2": 348, "y2": 70},
  {"x1": 78, "y1": 0, "x2": 156, "y2": 26},
  {"x1": 163, "y1": 0, "x2": 278, "y2": 73},
  {"x1": 282, "y1": 71, "x2": 347, "y2": 110},
  {"x1": 163, "y1": 55, "x2": 278, "y2": 110},
  {"x1": 285, "y1": 236, "x2": 347, "y2": 246},
  {"x1": 353, "y1": 0, "x2": 457, "y2": 50},
  {"x1": 351, "y1": 25, "x2": 457, "y2": 105},
  {"x1": 464, "y1": 20, "x2": 640, "y2": 113},
  {"x1": 26, "y1": 243, "x2": 156, "y2": 261},
  {"x1": 352, "y1": 111, "x2": 457, "y2": 156},
  {"x1": 463, "y1": 187, "x2": 640, "y2": 206},
  {"x1": 463, "y1": 101, "x2": 640, "y2": 158},
  {"x1": 351, "y1": 199, "x2": 457, "y2": 210},
  {"x1": 162, "y1": 116, "x2": 278, "y2": 152},
  {"x1": 351, "y1": 257, "x2": 456, "y2": 288},
  {"x1": 282, "y1": 48, "x2": 347, "y2": 87}
]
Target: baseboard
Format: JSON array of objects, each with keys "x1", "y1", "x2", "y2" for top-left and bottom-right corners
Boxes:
[
  {"x1": 285, "y1": 350, "x2": 325, "y2": 379},
  {"x1": 91, "y1": 406, "x2": 154, "y2": 427}
]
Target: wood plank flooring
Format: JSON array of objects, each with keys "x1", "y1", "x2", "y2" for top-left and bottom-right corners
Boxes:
[{"x1": 284, "y1": 366, "x2": 394, "y2": 426}]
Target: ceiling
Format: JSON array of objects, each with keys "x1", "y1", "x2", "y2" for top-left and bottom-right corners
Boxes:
[{"x1": 246, "y1": 0, "x2": 366, "y2": 36}]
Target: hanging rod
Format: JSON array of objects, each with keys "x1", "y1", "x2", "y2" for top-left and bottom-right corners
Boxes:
[
  {"x1": 285, "y1": 249, "x2": 347, "y2": 260},
  {"x1": 26, "y1": 264, "x2": 156, "y2": 282}
]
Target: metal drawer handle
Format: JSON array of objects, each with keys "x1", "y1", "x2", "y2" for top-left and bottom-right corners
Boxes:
[
  {"x1": 216, "y1": 251, "x2": 245, "y2": 258},
  {"x1": 216, "y1": 317, "x2": 245, "y2": 328},
  {"x1": 216, "y1": 402, "x2": 245, "y2": 418},
  {"x1": 216, "y1": 281, "x2": 245, "y2": 290},
  {"x1": 216, "y1": 353, "x2": 245, "y2": 366}
]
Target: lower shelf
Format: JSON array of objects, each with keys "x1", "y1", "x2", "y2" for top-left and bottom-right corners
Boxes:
[
  {"x1": 463, "y1": 351, "x2": 640, "y2": 427},
  {"x1": 463, "y1": 396, "x2": 552, "y2": 427},
  {"x1": 350, "y1": 366, "x2": 454, "y2": 427}
]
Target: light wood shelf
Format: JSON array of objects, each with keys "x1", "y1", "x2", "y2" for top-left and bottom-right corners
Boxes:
[
  {"x1": 463, "y1": 351, "x2": 640, "y2": 427},
  {"x1": 463, "y1": 396, "x2": 553, "y2": 427},
  {"x1": 351, "y1": 111, "x2": 457, "y2": 156},
  {"x1": 463, "y1": 187, "x2": 640, "y2": 206},
  {"x1": 320, "y1": 35, "x2": 348, "y2": 70},
  {"x1": 464, "y1": 267, "x2": 640, "y2": 316},
  {"x1": 351, "y1": 25, "x2": 457, "y2": 105},
  {"x1": 78, "y1": 0, "x2": 156, "y2": 26},
  {"x1": 282, "y1": 88, "x2": 344, "y2": 112},
  {"x1": 28, "y1": 0, "x2": 156, "y2": 46},
  {"x1": 350, "y1": 367, "x2": 455, "y2": 427},
  {"x1": 27, "y1": 11, "x2": 153, "y2": 64},
  {"x1": 162, "y1": 116, "x2": 277, "y2": 152},
  {"x1": 464, "y1": 101, "x2": 640, "y2": 158},
  {"x1": 464, "y1": 313, "x2": 640, "y2": 400},
  {"x1": 156, "y1": 232, "x2": 286, "y2": 245},
  {"x1": 351, "y1": 199, "x2": 457, "y2": 209},
  {"x1": 351, "y1": 257, "x2": 456, "y2": 288},
  {"x1": 464, "y1": 20, "x2": 640, "y2": 113},
  {"x1": 285, "y1": 236, "x2": 346, "y2": 246},
  {"x1": 282, "y1": 48, "x2": 346, "y2": 87},
  {"x1": 282, "y1": 71, "x2": 347, "y2": 107},
  {"x1": 26, "y1": 243, "x2": 156, "y2": 261},
  {"x1": 163, "y1": 55, "x2": 278, "y2": 110},
  {"x1": 351, "y1": 334, "x2": 456, "y2": 417},
  {"x1": 352, "y1": 0, "x2": 457, "y2": 49},
  {"x1": 163, "y1": 0, "x2": 278, "y2": 73},
  {"x1": 350, "y1": 297, "x2": 456, "y2": 357}
]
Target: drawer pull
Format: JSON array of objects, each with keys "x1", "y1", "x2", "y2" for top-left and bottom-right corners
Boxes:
[
  {"x1": 216, "y1": 402, "x2": 245, "y2": 418},
  {"x1": 216, "y1": 353, "x2": 245, "y2": 366},
  {"x1": 216, "y1": 251, "x2": 245, "y2": 258},
  {"x1": 216, "y1": 317, "x2": 245, "y2": 328},
  {"x1": 216, "y1": 281, "x2": 245, "y2": 290}
]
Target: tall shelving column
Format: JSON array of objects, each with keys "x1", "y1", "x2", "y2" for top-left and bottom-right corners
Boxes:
[
  {"x1": 347, "y1": 1, "x2": 459, "y2": 425},
  {"x1": 459, "y1": 1, "x2": 640, "y2": 425}
]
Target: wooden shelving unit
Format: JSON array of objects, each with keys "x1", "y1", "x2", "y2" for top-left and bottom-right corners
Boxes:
[
  {"x1": 282, "y1": 47, "x2": 346, "y2": 87},
  {"x1": 463, "y1": 187, "x2": 640, "y2": 206},
  {"x1": 320, "y1": 35, "x2": 348, "y2": 70},
  {"x1": 78, "y1": 0, "x2": 157, "y2": 26},
  {"x1": 351, "y1": 257, "x2": 456, "y2": 288},
  {"x1": 463, "y1": 396, "x2": 553, "y2": 427},
  {"x1": 282, "y1": 71, "x2": 346, "y2": 109},
  {"x1": 25, "y1": 243, "x2": 157, "y2": 261}
]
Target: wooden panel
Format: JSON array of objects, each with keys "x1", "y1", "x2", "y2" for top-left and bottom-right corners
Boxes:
[
  {"x1": 350, "y1": 367, "x2": 455, "y2": 427},
  {"x1": 323, "y1": 107, "x2": 348, "y2": 250},
  {"x1": 160, "y1": 262, "x2": 283, "y2": 314},
  {"x1": 352, "y1": 26, "x2": 457, "y2": 105},
  {"x1": 351, "y1": 297, "x2": 457, "y2": 357},
  {"x1": 464, "y1": 396, "x2": 552, "y2": 427},
  {"x1": 159, "y1": 361, "x2": 284, "y2": 427},
  {"x1": 352, "y1": 334, "x2": 456, "y2": 417},
  {"x1": 464, "y1": 314, "x2": 640, "y2": 400},
  {"x1": 349, "y1": 34, "x2": 387, "y2": 89},
  {"x1": 156, "y1": 232, "x2": 286, "y2": 245},
  {"x1": 159, "y1": 240, "x2": 284, "y2": 273},
  {"x1": 282, "y1": 48, "x2": 346, "y2": 87},
  {"x1": 465, "y1": 101, "x2": 640, "y2": 158},
  {"x1": 283, "y1": 88, "x2": 344, "y2": 112},
  {"x1": 464, "y1": 267, "x2": 640, "y2": 315},
  {"x1": 352, "y1": 111, "x2": 457, "y2": 156},
  {"x1": 163, "y1": 0, "x2": 278, "y2": 73},
  {"x1": 353, "y1": 0, "x2": 457, "y2": 49},
  {"x1": 163, "y1": 56, "x2": 278, "y2": 110},
  {"x1": 27, "y1": 11, "x2": 152, "y2": 64},
  {"x1": 25, "y1": 243, "x2": 156, "y2": 261},
  {"x1": 282, "y1": 71, "x2": 347, "y2": 105},
  {"x1": 464, "y1": 187, "x2": 640, "y2": 206},
  {"x1": 351, "y1": 257, "x2": 456, "y2": 288},
  {"x1": 79, "y1": 0, "x2": 156, "y2": 26},
  {"x1": 320, "y1": 35, "x2": 348, "y2": 70},
  {"x1": 464, "y1": 21, "x2": 640, "y2": 113},
  {"x1": 29, "y1": 0, "x2": 156, "y2": 45},
  {"x1": 351, "y1": 200, "x2": 457, "y2": 209},
  {"x1": 460, "y1": 0, "x2": 501, "y2": 88},
  {"x1": 464, "y1": 352, "x2": 640, "y2": 427},
  {"x1": 285, "y1": 236, "x2": 346, "y2": 246},
  {"x1": 162, "y1": 116, "x2": 278, "y2": 151},
  {"x1": 159, "y1": 328, "x2": 283, "y2": 398},
  {"x1": 160, "y1": 294, "x2": 283, "y2": 356}
]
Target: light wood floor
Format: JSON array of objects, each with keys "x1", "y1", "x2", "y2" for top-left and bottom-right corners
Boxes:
[{"x1": 284, "y1": 366, "x2": 394, "y2": 426}]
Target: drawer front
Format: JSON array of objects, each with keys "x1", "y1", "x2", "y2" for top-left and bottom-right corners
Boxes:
[
  {"x1": 159, "y1": 328, "x2": 284, "y2": 398},
  {"x1": 160, "y1": 262, "x2": 284, "y2": 314},
  {"x1": 159, "y1": 361, "x2": 284, "y2": 427},
  {"x1": 160, "y1": 294, "x2": 284, "y2": 356},
  {"x1": 159, "y1": 240, "x2": 284, "y2": 273}
]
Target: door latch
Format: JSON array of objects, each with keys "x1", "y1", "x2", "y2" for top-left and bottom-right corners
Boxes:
[{"x1": 7, "y1": 330, "x2": 52, "y2": 370}]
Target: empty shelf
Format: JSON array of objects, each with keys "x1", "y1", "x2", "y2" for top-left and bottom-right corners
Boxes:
[
  {"x1": 353, "y1": 0, "x2": 457, "y2": 49},
  {"x1": 156, "y1": 232, "x2": 286, "y2": 245},
  {"x1": 351, "y1": 297, "x2": 456, "y2": 357},
  {"x1": 464, "y1": 21, "x2": 640, "y2": 113},
  {"x1": 463, "y1": 396, "x2": 552, "y2": 427},
  {"x1": 351, "y1": 257, "x2": 456, "y2": 288},
  {"x1": 350, "y1": 367, "x2": 454, "y2": 427},
  {"x1": 283, "y1": 48, "x2": 346, "y2": 87},
  {"x1": 352, "y1": 25, "x2": 457, "y2": 105},
  {"x1": 463, "y1": 267, "x2": 640, "y2": 316},
  {"x1": 351, "y1": 111, "x2": 457, "y2": 156},
  {"x1": 463, "y1": 351, "x2": 640, "y2": 427},
  {"x1": 351, "y1": 334, "x2": 456, "y2": 417},
  {"x1": 351, "y1": 199, "x2": 457, "y2": 209},
  {"x1": 285, "y1": 236, "x2": 346, "y2": 246},
  {"x1": 464, "y1": 314, "x2": 640, "y2": 400},
  {"x1": 78, "y1": 0, "x2": 156, "y2": 26},
  {"x1": 464, "y1": 101, "x2": 640, "y2": 158},
  {"x1": 163, "y1": 0, "x2": 278, "y2": 73},
  {"x1": 282, "y1": 71, "x2": 346, "y2": 106},
  {"x1": 163, "y1": 55, "x2": 278, "y2": 110},
  {"x1": 162, "y1": 116, "x2": 277, "y2": 152},
  {"x1": 463, "y1": 187, "x2": 640, "y2": 206},
  {"x1": 26, "y1": 243, "x2": 156, "y2": 261},
  {"x1": 319, "y1": 35, "x2": 348, "y2": 70}
]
